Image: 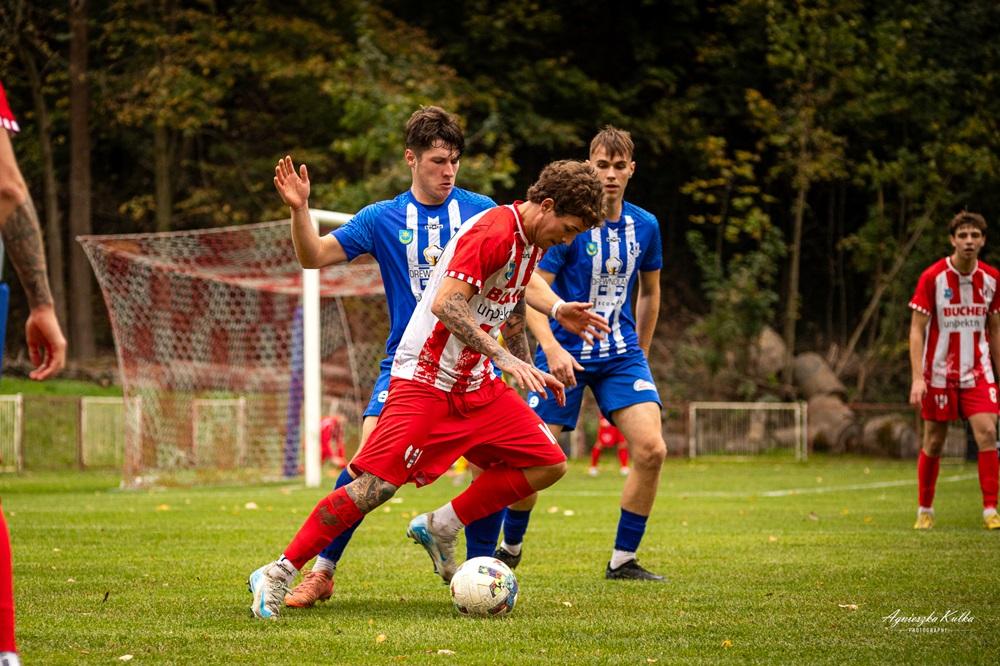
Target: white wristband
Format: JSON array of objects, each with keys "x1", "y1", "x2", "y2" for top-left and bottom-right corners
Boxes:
[{"x1": 550, "y1": 299, "x2": 566, "y2": 319}]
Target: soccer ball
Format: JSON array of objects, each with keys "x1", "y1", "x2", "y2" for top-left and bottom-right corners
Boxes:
[{"x1": 449, "y1": 556, "x2": 518, "y2": 617}]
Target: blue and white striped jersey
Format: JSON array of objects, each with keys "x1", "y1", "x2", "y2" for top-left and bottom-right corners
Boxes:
[
  {"x1": 537, "y1": 201, "x2": 663, "y2": 360},
  {"x1": 332, "y1": 187, "x2": 496, "y2": 363}
]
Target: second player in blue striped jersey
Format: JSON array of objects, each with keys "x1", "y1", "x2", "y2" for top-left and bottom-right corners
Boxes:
[{"x1": 538, "y1": 200, "x2": 662, "y2": 360}]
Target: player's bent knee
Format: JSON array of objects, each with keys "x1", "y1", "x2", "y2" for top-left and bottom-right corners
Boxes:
[
  {"x1": 632, "y1": 439, "x2": 667, "y2": 469},
  {"x1": 531, "y1": 461, "x2": 567, "y2": 490}
]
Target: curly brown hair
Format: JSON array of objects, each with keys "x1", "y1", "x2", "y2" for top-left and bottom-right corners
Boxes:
[
  {"x1": 949, "y1": 210, "x2": 987, "y2": 236},
  {"x1": 526, "y1": 160, "x2": 605, "y2": 229},
  {"x1": 404, "y1": 106, "x2": 465, "y2": 157}
]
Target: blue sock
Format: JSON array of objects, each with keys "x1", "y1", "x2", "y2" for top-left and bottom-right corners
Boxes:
[
  {"x1": 318, "y1": 468, "x2": 361, "y2": 562},
  {"x1": 464, "y1": 509, "x2": 506, "y2": 559},
  {"x1": 501, "y1": 508, "x2": 533, "y2": 546},
  {"x1": 614, "y1": 508, "x2": 648, "y2": 553}
]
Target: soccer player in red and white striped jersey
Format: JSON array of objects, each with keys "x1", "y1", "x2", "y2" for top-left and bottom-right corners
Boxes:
[
  {"x1": 908, "y1": 211, "x2": 1000, "y2": 530},
  {"x1": 248, "y1": 160, "x2": 605, "y2": 619}
]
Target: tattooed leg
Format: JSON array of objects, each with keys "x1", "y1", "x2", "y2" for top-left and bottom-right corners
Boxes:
[{"x1": 344, "y1": 472, "x2": 398, "y2": 514}]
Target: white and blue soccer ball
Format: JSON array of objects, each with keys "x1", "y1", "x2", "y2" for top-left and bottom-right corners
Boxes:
[{"x1": 449, "y1": 556, "x2": 518, "y2": 617}]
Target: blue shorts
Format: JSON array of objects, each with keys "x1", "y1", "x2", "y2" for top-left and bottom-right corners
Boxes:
[
  {"x1": 363, "y1": 363, "x2": 393, "y2": 418},
  {"x1": 527, "y1": 348, "x2": 661, "y2": 431}
]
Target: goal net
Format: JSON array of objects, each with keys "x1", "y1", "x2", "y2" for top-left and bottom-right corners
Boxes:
[
  {"x1": 79, "y1": 220, "x2": 387, "y2": 486},
  {"x1": 687, "y1": 401, "x2": 808, "y2": 460}
]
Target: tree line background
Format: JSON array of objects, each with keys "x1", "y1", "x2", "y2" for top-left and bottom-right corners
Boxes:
[{"x1": 1, "y1": 0, "x2": 998, "y2": 404}]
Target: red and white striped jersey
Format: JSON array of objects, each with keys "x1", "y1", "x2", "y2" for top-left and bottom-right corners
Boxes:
[
  {"x1": 392, "y1": 203, "x2": 542, "y2": 392},
  {"x1": 909, "y1": 257, "x2": 1000, "y2": 388}
]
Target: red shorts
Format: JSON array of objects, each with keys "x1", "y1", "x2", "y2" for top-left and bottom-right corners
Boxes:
[
  {"x1": 351, "y1": 378, "x2": 566, "y2": 487},
  {"x1": 921, "y1": 382, "x2": 999, "y2": 422}
]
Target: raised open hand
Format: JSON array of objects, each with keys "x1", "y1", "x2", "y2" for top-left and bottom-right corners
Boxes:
[{"x1": 273, "y1": 155, "x2": 310, "y2": 210}]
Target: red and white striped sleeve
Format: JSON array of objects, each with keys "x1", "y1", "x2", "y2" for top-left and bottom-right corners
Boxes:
[{"x1": 0, "y1": 80, "x2": 20, "y2": 134}]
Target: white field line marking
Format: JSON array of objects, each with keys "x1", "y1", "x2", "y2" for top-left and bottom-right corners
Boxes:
[{"x1": 555, "y1": 473, "x2": 979, "y2": 499}]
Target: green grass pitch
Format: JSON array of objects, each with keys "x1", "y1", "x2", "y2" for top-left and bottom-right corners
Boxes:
[{"x1": 1, "y1": 456, "x2": 996, "y2": 664}]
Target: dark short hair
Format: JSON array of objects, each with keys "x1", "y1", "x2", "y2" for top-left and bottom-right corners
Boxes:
[
  {"x1": 949, "y1": 211, "x2": 987, "y2": 235},
  {"x1": 404, "y1": 106, "x2": 464, "y2": 157},
  {"x1": 526, "y1": 160, "x2": 605, "y2": 229},
  {"x1": 589, "y1": 126, "x2": 634, "y2": 161}
]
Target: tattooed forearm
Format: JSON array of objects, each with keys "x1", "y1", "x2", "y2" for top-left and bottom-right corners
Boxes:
[
  {"x1": 437, "y1": 292, "x2": 507, "y2": 359},
  {"x1": 1, "y1": 195, "x2": 53, "y2": 309},
  {"x1": 503, "y1": 300, "x2": 532, "y2": 363},
  {"x1": 344, "y1": 472, "x2": 398, "y2": 513}
]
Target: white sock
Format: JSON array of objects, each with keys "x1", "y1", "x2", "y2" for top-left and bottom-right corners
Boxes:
[
  {"x1": 311, "y1": 556, "x2": 336, "y2": 574},
  {"x1": 272, "y1": 556, "x2": 298, "y2": 583},
  {"x1": 609, "y1": 549, "x2": 636, "y2": 570},
  {"x1": 917, "y1": 506, "x2": 934, "y2": 515},
  {"x1": 984, "y1": 507, "x2": 998, "y2": 518},
  {"x1": 431, "y1": 502, "x2": 464, "y2": 536},
  {"x1": 0, "y1": 652, "x2": 22, "y2": 666},
  {"x1": 500, "y1": 541, "x2": 522, "y2": 556}
]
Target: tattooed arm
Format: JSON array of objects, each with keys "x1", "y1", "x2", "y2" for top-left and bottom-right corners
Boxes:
[
  {"x1": 0, "y1": 129, "x2": 66, "y2": 379},
  {"x1": 431, "y1": 276, "x2": 564, "y2": 402}
]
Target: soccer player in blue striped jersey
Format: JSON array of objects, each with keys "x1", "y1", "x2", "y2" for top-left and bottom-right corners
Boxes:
[
  {"x1": 274, "y1": 106, "x2": 499, "y2": 607},
  {"x1": 496, "y1": 126, "x2": 668, "y2": 581}
]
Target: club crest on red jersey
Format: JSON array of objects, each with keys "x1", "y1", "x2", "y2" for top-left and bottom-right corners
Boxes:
[
  {"x1": 981, "y1": 285, "x2": 994, "y2": 303},
  {"x1": 943, "y1": 288, "x2": 953, "y2": 299},
  {"x1": 934, "y1": 394, "x2": 948, "y2": 410},
  {"x1": 504, "y1": 262, "x2": 515, "y2": 281}
]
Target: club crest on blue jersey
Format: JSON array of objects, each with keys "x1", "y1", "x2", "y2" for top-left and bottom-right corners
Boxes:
[
  {"x1": 504, "y1": 262, "x2": 515, "y2": 281},
  {"x1": 423, "y1": 244, "x2": 443, "y2": 266},
  {"x1": 629, "y1": 241, "x2": 641, "y2": 256},
  {"x1": 398, "y1": 229, "x2": 414, "y2": 245},
  {"x1": 586, "y1": 241, "x2": 599, "y2": 256},
  {"x1": 605, "y1": 255, "x2": 623, "y2": 275},
  {"x1": 943, "y1": 288, "x2": 953, "y2": 299}
]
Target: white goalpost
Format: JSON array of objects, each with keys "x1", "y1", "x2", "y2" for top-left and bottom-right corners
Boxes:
[{"x1": 688, "y1": 401, "x2": 809, "y2": 461}]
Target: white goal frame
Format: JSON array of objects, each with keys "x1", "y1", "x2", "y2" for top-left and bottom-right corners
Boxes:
[{"x1": 688, "y1": 401, "x2": 808, "y2": 461}]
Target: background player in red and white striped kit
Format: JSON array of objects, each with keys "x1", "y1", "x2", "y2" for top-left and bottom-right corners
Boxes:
[
  {"x1": 589, "y1": 413, "x2": 629, "y2": 477},
  {"x1": 908, "y1": 211, "x2": 1000, "y2": 530},
  {"x1": 248, "y1": 160, "x2": 605, "y2": 619}
]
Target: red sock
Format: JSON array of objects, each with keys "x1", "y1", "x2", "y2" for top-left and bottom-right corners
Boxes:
[
  {"x1": 617, "y1": 445, "x2": 629, "y2": 468},
  {"x1": 283, "y1": 487, "x2": 363, "y2": 570},
  {"x1": 0, "y1": 506, "x2": 16, "y2": 653},
  {"x1": 978, "y1": 450, "x2": 999, "y2": 510},
  {"x1": 590, "y1": 446, "x2": 601, "y2": 468},
  {"x1": 451, "y1": 465, "x2": 535, "y2": 524},
  {"x1": 917, "y1": 450, "x2": 940, "y2": 508}
]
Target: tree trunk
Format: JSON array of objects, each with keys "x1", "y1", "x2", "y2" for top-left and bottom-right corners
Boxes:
[
  {"x1": 781, "y1": 183, "x2": 808, "y2": 385},
  {"x1": 69, "y1": 0, "x2": 96, "y2": 359},
  {"x1": 154, "y1": 124, "x2": 172, "y2": 232},
  {"x1": 20, "y1": 44, "x2": 67, "y2": 330}
]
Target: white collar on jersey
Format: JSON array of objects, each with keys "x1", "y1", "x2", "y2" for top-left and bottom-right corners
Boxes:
[{"x1": 946, "y1": 255, "x2": 978, "y2": 277}]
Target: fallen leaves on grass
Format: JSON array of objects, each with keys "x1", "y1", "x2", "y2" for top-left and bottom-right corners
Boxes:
[
  {"x1": 376, "y1": 634, "x2": 387, "y2": 644},
  {"x1": 721, "y1": 639, "x2": 733, "y2": 648},
  {"x1": 838, "y1": 603, "x2": 858, "y2": 611},
  {"x1": 244, "y1": 502, "x2": 258, "y2": 510}
]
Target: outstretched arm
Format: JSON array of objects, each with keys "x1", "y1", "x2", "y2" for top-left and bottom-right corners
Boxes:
[
  {"x1": 274, "y1": 156, "x2": 347, "y2": 268},
  {"x1": 432, "y1": 277, "x2": 564, "y2": 404},
  {"x1": 525, "y1": 271, "x2": 609, "y2": 344}
]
